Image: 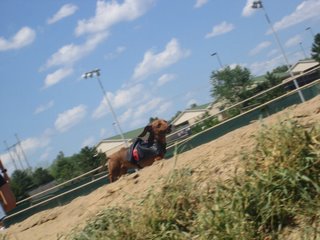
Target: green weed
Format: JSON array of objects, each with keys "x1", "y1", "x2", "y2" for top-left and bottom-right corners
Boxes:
[{"x1": 72, "y1": 120, "x2": 320, "y2": 240}]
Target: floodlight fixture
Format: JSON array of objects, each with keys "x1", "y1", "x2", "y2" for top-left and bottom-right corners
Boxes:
[{"x1": 210, "y1": 52, "x2": 223, "y2": 69}]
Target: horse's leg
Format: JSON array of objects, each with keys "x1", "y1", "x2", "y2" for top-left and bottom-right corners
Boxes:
[
  {"x1": 108, "y1": 157, "x2": 120, "y2": 183},
  {"x1": 119, "y1": 165, "x2": 128, "y2": 178}
]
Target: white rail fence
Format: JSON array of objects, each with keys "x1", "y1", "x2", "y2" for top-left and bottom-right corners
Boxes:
[{"x1": 5, "y1": 68, "x2": 320, "y2": 221}]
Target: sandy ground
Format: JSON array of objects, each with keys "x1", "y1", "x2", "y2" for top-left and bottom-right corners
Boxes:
[{"x1": 3, "y1": 95, "x2": 320, "y2": 240}]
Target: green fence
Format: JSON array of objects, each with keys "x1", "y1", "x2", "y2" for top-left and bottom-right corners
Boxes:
[
  {"x1": 165, "y1": 82, "x2": 320, "y2": 158},
  {"x1": 5, "y1": 173, "x2": 108, "y2": 227}
]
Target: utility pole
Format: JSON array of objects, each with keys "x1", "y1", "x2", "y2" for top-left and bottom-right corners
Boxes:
[
  {"x1": 3, "y1": 140, "x2": 18, "y2": 171},
  {"x1": 15, "y1": 134, "x2": 31, "y2": 169}
]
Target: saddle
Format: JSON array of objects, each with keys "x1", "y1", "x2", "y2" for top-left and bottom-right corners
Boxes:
[{"x1": 127, "y1": 138, "x2": 162, "y2": 167}]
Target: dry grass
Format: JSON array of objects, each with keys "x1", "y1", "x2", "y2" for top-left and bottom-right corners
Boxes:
[{"x1": 73, "y1": 120, "x2": 320, "y2": 240}]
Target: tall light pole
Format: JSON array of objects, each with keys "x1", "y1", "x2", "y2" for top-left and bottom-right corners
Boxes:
[
  {"x1": 211, "y1": 52, "x2": 224, "y2": 69},
  {"x1": 82, "y1": 69, "x2": 128, "y2": 147},
  {"x1": 299, "y1": 42, "x2": 307, "y2": 59},
  {"x1": 252, "y1": 0, "x2": 305, "y2": 102},
  {"x1": 305, "y1": 27, "x2": 315, "y2": 39}
]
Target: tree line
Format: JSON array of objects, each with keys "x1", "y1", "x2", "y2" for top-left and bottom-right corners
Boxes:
[
  {"x1": 211, "y1": 33, "x2": 320, "y2": 108},
  {"x1": 10, "y1": 146, "x2": 105, "y2": 200},
  {"x1": 191, "y1": 33, "x2": 320, "y2": 133}
]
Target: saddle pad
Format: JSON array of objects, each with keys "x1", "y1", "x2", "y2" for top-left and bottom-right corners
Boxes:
[{"x1": 128, "y1": 138, "x2": 158, "y2": 163}]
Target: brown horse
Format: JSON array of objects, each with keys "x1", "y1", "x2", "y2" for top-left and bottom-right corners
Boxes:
[{"x1": 107, "y1": 119, "x2": 172, "y2": 183}]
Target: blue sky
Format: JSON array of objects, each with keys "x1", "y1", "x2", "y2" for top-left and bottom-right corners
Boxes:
[{"x1": 0, "y1": 0, "x2": 319, "y2": 174}]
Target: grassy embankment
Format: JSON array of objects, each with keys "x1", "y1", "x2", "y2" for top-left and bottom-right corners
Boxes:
[{"x1": 73, "y1": 119, "x2": 320, "y2": 240}]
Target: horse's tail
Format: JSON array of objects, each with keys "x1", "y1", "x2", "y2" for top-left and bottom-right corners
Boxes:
[{"x1": 98, "y1": 153, "x2": 110, "y2": 173}]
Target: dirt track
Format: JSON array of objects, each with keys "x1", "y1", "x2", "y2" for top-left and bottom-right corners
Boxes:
[{"x1": 4, "y1": 95, "x2": 320, "y2": 240}]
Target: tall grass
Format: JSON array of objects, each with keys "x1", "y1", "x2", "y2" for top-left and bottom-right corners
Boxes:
[
  {"x1": 72, "y1": 120, "x2": 320, "y2": 240},
  {"x1": 242, "y1": 120, "x2": 320, "y2": 236}
]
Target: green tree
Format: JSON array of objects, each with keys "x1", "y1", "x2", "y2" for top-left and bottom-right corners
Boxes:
[
  {"x1": 265, "y1": 71, "x2": 282, "y2": 87},
  {"x1": 50, "y1": 148, "x2": 105, "y2": 182},
  {"x1": 76, "y1": 146, "x2": 105, "y2": 173},
  {"x1": 263, "y1": 71, "x2": 285, "y2": 102},
  {"x1": 240, "y1": 69, "x2": 287, "y2": 110},
  {"x1": 52, "y1": 156, "x2": 78, "y2": 182},
  {"x1": 49, "y1": 151, "x2": 65, "y2": 179},
  {"x1": 210, "y1": 65, "x2": 253, "y2": 105},
  {"x1": 32, "y1": 167, "x2": 54, "y2": 187},
  {"x1": 50, "y1": 151, "x2": 78, "y2": 182},
  {"x1": 11, "y1": 147, "x2": 105, "y2": 198},
  {"x1": 191, "y1": 113, "x2": 219, "y2": 134},
  {"x1": 190, "y1": 103, "x2": 197, "y2": 109},
  {"x1": 311, "y1": 33, "x2": 320, "y2": 62},
  {"x1": 10, "y1": 170, "x2": 33, "y2": 200},
  {"x1": 272, "y1": 65, "x2": 288, "y2": 73}
]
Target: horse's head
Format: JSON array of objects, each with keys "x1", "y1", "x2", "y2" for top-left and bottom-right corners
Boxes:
[{"x1": 138, "y1": 119, "x2": 172, "y2": 144}]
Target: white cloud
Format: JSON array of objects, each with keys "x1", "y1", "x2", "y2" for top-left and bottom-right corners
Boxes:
[
  {"x1": 116, "y1": 46, "x2": 126, "y2": 53},
  {"x1": 75, "y1": 0, "x2": 155, "y2": 36},
  {"x1": 156, "y1": 74, "x2": 175, "y2": 87},
  {"x1": 92, "y1": 82, "x2": 173, "y2": 128},
  {"x1": 250, "y1": 50, "x2": 304, "y2": 76},
  {"x1": 194, "y1": 0, "x2": 208, "y2": 8},
  {"x1": 111, "y1": 84, "x2": 145, "y2": 108},
  {"x1": 105, "y1": 46, "x2": 126, "y2": 59},
  {"x1": 267, "y1": 49, "x2": 278, "y2": 57},
  {"x1": 272, "y1": 0, "x2": 320, "y2": 33},
  {"x1": 21, "y1": 131, "x2": 52, "y2": 154},
  {"x1": 184, "y1": 91, "x2": 196, "y2": 101},
  {"x1": 100, "y1": 128, "x2": 107, "y2": 138},
  {"x1": 118, "y1": 108, "x2": 134, "y2": 123},
  {"x1": 249, "y1": 54, "x2": 284, "y2": 75},
  {"x1": 229, "y1": 63, "x2": 245, "y2": 70},
  {"x1": 0, "y1": 152, "x2": 16, "y2": 174},
  {"x1": 118, "y1": 97, "x2": 171, "y2": 126},
  {"x1": 133, "y1": 38, "x2": 190, "y2": 80},
  {"x1": 81, "y1": 136, "x2": 96, "y2": 148},
  {"x1": 133, "y1": 98, "x2": 163, "y2": 118},
  {"x1": 285, "y1": 35, "x2": 302, "y2": 48},
  {"x1": 0, "y1": 27, "x2": 36, "y2": 51},
  {"x1": 39, "y1": 147, "x2": 53, "y2": 162},
  {"x1": 92, "y1": 84, "x2": 144, "y2": 119},
  {"x1": 155, "y1": 101, "x2": 172, "y2": 116},
  {"x1": 129, "y1": 118, "x2": 146, "y2": 129},
  {"x1": 205, "y1": 21, "x2": 234, "y2": 39},
  {"x1": 47, "y1": 3, "x2": 78, "y2": 24},
  {"x1": 34, "y1": 100, "x2": 55, "y2": 114},
  {"x1": 249, "y1": 41, "x2": 271, "y2": 56},
  {"x1": 43, "y1": 68, "x2": 73, "y2": 88},
  {"x1": 55, "y1": 105, "x2": 87, "y2": 132},
  {"x1": 44, "y1": 32, "x2": 108, "y2": 69},
  {"x1": 242, "y1": 0, "x2": 256, "y2": 17}
]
